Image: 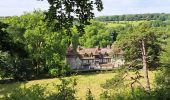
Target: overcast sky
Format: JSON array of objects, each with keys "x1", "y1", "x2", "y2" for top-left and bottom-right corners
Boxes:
[{"x1": 0, "y1": 0, "x2": 170, "y2": 16}]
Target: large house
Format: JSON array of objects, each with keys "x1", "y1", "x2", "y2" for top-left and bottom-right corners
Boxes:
[{"x1": 66, "y1": 45, "x2": 124, "y2": 70}]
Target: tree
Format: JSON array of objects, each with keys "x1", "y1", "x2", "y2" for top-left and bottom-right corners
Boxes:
[
  {"x1": 0, "y1": 22, "x2": 28, "y2": 79},
  {"x1": 5, "y1": 11, "x2": 70, "y2": 78},
  {"x1": 115, "y1": 22, "x2": 166, "y2": 92},
  {"x1": 154, "y1": 26, "x2": 170, "y2": 99},
  {"x1": 79, "y1": 21, "x2": 112, "y2": 48},
  {"x1": 45, "y1": 0, "x2": 103, "y2": 35}
]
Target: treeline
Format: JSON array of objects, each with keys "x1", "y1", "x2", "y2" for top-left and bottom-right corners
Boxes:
[{"x1": 95, "y1": 13, "x2": 170, "y2": 21}]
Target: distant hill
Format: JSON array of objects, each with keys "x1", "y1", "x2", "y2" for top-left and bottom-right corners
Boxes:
[{"x1": 95, "y1": 13, "x2": 170, "y2": 22}]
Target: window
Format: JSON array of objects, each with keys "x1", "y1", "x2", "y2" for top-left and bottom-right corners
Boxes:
[
  {"x1": 83, "y1": 60, "x2": 87, "y2": 64},
  {"x1": 99, "y1": 59, "x2": 102, "y2": 62},
  {"x1": 89, "y1": 59, "x2": 93, "y2": 63},
  {"x1": 84, "y1": 53, "x2": 88, "y2": 57},
  {"x1": 104, "y1": 52, "x2": 108, "y2": 56},
  {"x1": 103, "y1": 59, "x2": 107, "y2": 63}
]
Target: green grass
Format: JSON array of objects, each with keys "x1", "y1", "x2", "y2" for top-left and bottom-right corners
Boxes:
[{"x1": 0, "y1": 70, "x2": 156, "y2": 100}]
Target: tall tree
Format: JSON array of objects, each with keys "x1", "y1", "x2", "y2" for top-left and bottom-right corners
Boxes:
[
  {"x1": 115, "y1": 22, "x2": 166, "y2": 91},
  {"x1": 79, "y1": 21, "x2": 112, "y2": 48},
  {"x1": 5, "y1": 11, "x2": 69, "y2": 78},
  {"x1": 0, "y1": 22, "x2": 28, "y2": 79}
]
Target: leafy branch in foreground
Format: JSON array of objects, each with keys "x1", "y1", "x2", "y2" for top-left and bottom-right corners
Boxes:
[{"x1": 45, "y1": 0, "x2": 103, "y2": 35}]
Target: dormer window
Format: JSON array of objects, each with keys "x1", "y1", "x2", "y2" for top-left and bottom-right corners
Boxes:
[
  {"x1": 84, "y1": 53, "x2": 88, "y2": 57},
  {"x1": 104, "y1": 52, "x2": 109, "y2": 56},
  {"x1": 90, "y1": 53, "x2": 93, "y2": 57}
]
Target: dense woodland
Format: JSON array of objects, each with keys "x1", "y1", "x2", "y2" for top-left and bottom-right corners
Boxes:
[{"x1": 0, "y1": 5, "x2": 170, "y2": 100}]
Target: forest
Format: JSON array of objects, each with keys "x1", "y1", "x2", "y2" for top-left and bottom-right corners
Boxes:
[
  {"x1": 0, "y1": 0, "x2": 170, "y2": 100},
  {"x1": 95, "y1": 13, "x2": 170, "y2": 21}
]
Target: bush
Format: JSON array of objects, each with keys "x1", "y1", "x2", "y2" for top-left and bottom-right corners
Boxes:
[
  {"x1": 154, "y1": 67, "x2": 170, "y2": 99},
  {"x1": 4, "y1": 84, "x2": 46, "y2": 100},
  {"x1": 86, "y1": 88, "x2": 94, "y2": 100},
  {"x1": 100, "y1": 88, "x2": 155, "y2": 100},
  {"x1": 0, "y1": 51, "x2": 13, "y2": 79},
  {"x1": 48, "y1": 78, "x2": 77, "y2": 100},
  {"x1": 49, "y1": 68, "x2": 59, "y2": 77}
]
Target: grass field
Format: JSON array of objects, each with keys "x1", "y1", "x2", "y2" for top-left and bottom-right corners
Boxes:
[
  {"x1": 105, "y1": 20, "x2": 148, "y2": 28},
  {"x1": 0, "y1": 70, "x2": 156, "y2": 100}
]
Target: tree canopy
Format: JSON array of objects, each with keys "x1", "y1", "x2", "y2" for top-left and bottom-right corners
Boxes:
[{"x1": 46, "y1": 0, "x2": 103, "y2": 35}]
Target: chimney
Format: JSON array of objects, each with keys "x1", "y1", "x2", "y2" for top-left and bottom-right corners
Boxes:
[{"x1": 77, "y1": 46, "x2": 82, "y2": 51}]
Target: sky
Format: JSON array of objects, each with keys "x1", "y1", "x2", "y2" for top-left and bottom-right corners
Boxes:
[{"x1": 0, "y1": 0, "x2": 170, "y2": 17}]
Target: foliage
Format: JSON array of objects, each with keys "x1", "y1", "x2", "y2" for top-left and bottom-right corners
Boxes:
[
  {"x1": 95, "y1": 13, "x2": 170, "y2": 22},
  {"x1": 0, "y1": 21, "x2": 28, "y2": 80},
  {"x1": 101, "y1": 69, "x2": 125, "y2": 90},
  {"x1": 49, "y1": 68, "x2": 59, "y2": 77},
  {"x1": 3, "y1": 78, "x2": 78, "y2": 100},
  {"x1": 154, "y1": 68, "x2": 170, "y2": 100},
  {"x1": 79, "y1": 21, "x2": 113, "y2": 48},
  {"x1": 4, "y1": 84, "x2": 46, "y2": 100},
  {"x1": 0, "y1": 51, "x2": 12, "y2": 79},
  {"x1": 100, "y1": 88, "x2": 155, "y2": 100},
  {"x1": 116, "y1": 22, "x2": 166, "y2": 68},
  {"x1": 0, "y1": 71, "x2": 157, "y2": 99},
  {"x1": 86, "y1": 88, "x2": 94, "y2": 100},
  {"x1": 46, "y1": 0, "x2": 103, "y2": 34},
  {"x1": 48, "y1": 78, "x2": 77, "y2": 100},
  {"x1": 99, "y1": 69, "x2": 170, "y2": 100},
  {"x1": 0, "y1": 22, "x2": 27, "y2": 57},
  {"x1": 4, "y1": 11, "x2": 70, "y2": 79},
  {"x1": 154, "y1": 27, "x2": 170, "y2": 99}
]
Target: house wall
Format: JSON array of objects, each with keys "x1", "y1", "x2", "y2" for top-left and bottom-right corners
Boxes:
[
  {"x1": 66, "y1": 57, "x2": 82, "y2": 69},
  {"x1": 67, "y1": 57, "x2": 125, "y2": 70}
]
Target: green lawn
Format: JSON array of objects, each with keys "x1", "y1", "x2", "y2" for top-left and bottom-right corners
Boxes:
[{"x1": 0, "y1": 70, "x2": 156, "y2": 100}]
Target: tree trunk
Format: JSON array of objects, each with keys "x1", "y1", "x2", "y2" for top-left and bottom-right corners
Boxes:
[{"x1": 141, "y1": 39, "x2": 151, "y2": 92}]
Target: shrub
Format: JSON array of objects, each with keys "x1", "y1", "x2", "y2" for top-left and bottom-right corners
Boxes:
[
  {"x1": 86, "y1": 88, "x2": 94, "y2": 100},
  {"x1": 49, "y1": 68, "x2": 59, "y2": 77},
  {"x1": 0, "y1": 51, "x2": 13, "y2": 79},
  {"x1": 154, "y1": 67, "x2": 170, "y2": 99},
  {"x1": 100, "y1": 88, "x2": 155, "y2": 100},
  {"x1": 48, "y1": 78, "x2": 77, "y2": 100},
  {"x1": 4, "y1": 84, "x2": 46, "y2": 100}
]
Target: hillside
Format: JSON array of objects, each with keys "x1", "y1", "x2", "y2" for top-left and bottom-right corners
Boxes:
[{"x1": 0, "y1": 70, "x2": 156, "y2": 100}]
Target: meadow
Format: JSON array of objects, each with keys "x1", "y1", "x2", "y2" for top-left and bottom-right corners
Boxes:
[{"x1": 0, "y1": 70, "x2": 156, "y2": 100}]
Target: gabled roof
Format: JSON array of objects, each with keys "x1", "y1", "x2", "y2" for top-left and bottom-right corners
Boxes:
[
  {"x1": 77, "y1": 48, "x2": 100, "y2": 55},
  {"x1": 67, "y1": 46, "x2": 116, "y2": 58}
]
